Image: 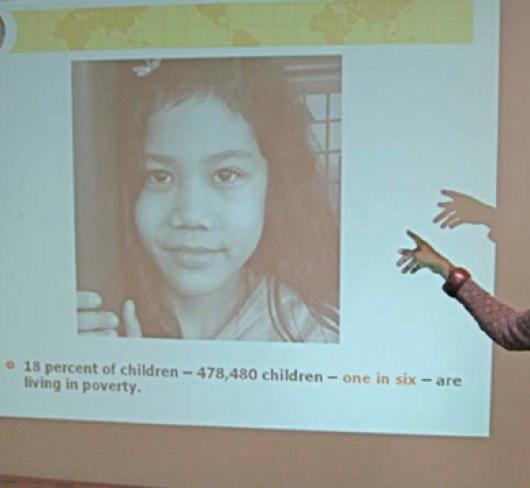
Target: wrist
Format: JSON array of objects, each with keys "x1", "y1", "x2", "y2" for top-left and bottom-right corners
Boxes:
[
  {"x1": 442, "y1": 266, "x2": 471, "y2": 298},
  {"x1": 432, "y1": 258, "x2": 452, "y2": 279}
]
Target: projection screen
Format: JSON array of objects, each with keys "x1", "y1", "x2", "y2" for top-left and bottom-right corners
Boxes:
[{"x1": 5, "y1": 1, "x2": 528, "y2": 487}]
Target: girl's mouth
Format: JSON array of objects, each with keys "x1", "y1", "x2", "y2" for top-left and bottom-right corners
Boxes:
[{"x1": 164, "y1": 245, "x2": 226, "y2": 269}]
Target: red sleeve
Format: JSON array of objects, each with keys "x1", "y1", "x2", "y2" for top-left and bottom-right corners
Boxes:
[{"x1": 455, "y1": 280, "x2": 530, "y2": 350}]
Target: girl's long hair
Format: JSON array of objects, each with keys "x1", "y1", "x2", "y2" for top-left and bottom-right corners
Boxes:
[{"x1": 117, "y1": 57, "x2": 340, "y2": 339}]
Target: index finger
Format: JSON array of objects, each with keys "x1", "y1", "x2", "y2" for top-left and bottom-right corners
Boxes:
[
  {"x1": 406, "y1": 230, "x2": 424, "y2": 247},
  {"x1": 440, "y1": 189, "x2": 464, "y2": 199}
]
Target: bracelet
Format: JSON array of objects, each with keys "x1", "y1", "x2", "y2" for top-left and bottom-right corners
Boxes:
[{"x1": 442, "y1": 267, "x2": 471, "y2": 298}]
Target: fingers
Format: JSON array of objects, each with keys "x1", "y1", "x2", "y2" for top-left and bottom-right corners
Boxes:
[
  {"x1": 396, "y1": 252, "x2": 413, "y2": 266},
  {"x1": 444, "y1": 216, "x2": 462, "y2": 229},
  {"x1": 406, "y1": 229, "x2": 420, "y2": 241},
  {"x1": 406, "y1": 229, "x2": 425, "y2": 247},
  {"x1": 77, "y1": 291, "x2": 102, "y2": 309},
  {"x1": 437, "y1": 190, "x2": 465, "y2": 226},
  {"x1": 440, "y1": 189, "x2": 465, "y2": 199},
  {"x1": 434, "y1": 209, "x2": 463, "y2": 229},
  {"x1": 401, "y1": 256, "x2": 421, "y2": 274},
  {"x1": 123, "y1": 299, "x2": 143, "y2": 338},
  {"x1": 77, "y1": 291, "x2": 119, "y2": 336},
  {"x1": 399, "y1": 231, "x2": 433, "y2": 273},
  {"x1": 433, "y1": 208, "x2": 453, "y2": 224},
  {"x1": 397, "y1": 246, "x2": 414, "y2": 255},
  {"x1": 77, "y1": 293, "x2": 143, "y2": 338},
  {"x1": 396, "y1": 252, "x2": 421, "y2": 274},
  {"x1": 78, "y1": 310, "x2": 119, "y2": 331},
  {"x1": 398, "y1": 232, "x2": 424, "y2": 273}
]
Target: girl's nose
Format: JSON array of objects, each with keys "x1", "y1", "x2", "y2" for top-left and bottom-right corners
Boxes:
[{"x1": 169, "y1": 182, "x2": 213, "y2": 230}]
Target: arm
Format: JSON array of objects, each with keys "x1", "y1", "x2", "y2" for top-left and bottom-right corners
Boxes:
[
  {"x1": 397, "y1": 230, "x2": 530, "y2": 350},
  {"x1": 456, "y1": 280, "x2": 530, "y2": 350}
]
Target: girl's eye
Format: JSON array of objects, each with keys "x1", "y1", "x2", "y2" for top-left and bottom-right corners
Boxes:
[
  {"x1": 145, "y1": 170, "x2": 173, "y2": 186},
  {"x1": 212, "y1": 168, "x2": 245, "y2": 185}
]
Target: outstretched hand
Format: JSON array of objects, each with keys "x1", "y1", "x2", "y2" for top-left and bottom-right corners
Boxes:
[
  {"x1": 397, "y1": 230, "x2": 452, "y2": 278},
  {"x1": 434, "y1": 189, "x2": 495, "y2": 230}
]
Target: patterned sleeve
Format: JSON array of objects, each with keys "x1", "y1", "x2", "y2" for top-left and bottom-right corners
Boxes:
[{"x1": 456, "y1": 280, "x2": 530, "y2": 350}]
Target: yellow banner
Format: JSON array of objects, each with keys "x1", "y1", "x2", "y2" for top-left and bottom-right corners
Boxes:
[{"x1": 11, "y1": 0, "x2": 473, "y2": 52}]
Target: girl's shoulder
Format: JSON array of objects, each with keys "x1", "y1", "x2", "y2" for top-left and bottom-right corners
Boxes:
[
  {"x1": 215, "y1": 277, "x2": 339, "y2": 343},
  {"x1": 274, "y1": 280, "x2": 339, "y2": 343}
]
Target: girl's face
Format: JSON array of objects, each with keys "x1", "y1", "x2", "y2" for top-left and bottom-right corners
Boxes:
[{"x1": 135, "y1": 95, "x2": 268, "y2": 298}]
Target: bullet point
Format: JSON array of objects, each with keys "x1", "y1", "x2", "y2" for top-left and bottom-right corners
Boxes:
[{"x1": 5, "y1": 360, "x2": 15, "y2": 370}]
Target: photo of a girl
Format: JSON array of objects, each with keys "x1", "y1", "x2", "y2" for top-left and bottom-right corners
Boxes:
[{"x1": 75, "y1": 56, "x2": 340, "y2": 342}]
